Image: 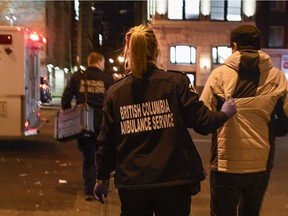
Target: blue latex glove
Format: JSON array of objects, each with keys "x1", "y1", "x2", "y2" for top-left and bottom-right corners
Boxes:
[
  {"x1": 94, "y1": 180, "x2": 109, "y2": 204},
  {"x1": 221, "y1": 99, "x2": 237, "y2": 118}
]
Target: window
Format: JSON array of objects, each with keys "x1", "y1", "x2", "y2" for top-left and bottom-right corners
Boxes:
[
  {"x1": 168, "y1": 0, "x2": 200, "y2": 20},
  {"x1": 212, "y1": 46, "x2": 232, "y2": 64},
  {"x1": 270, "y1": 1, "x2": 286, "y2": 12},
  {"x1": 211, "y1": 0, "x2": 241, "y2": 21},
  {"x1": 227, "y1": 0, "x2": 241, "y2": 21},
  {"x1": 168, "y1": 0, "x2": 182, "y2": 19},
  {"x1": 211, "y1": 0, "x2": 225, "y2": 20},
  {"x1": 170, "y1": 45, "x2": 196, "y2": 64},
  {"x1": 185, "y1": 0, "x2": 200, "y2": 19},
  {"x1": 186, "y1": 72, "x2": 196, "y2": 86},
  {"x1": 269, "y1": 26, "x2": 284, "y2": 48},
  {"x1": 147, "y1": 0, "x2": 155, "y2": 20}
]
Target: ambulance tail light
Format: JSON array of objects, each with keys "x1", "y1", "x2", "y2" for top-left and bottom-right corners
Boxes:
[
  {"x1": 42, "y1": 36, "x2": 47, "y2": 44},
  {"x1": 24, "y1": 120, "x2": 30, "y2": 130},
  {"x1": 29, "y1": 32, "x2": 47, "y2": 44},
  {"x1": 29, "y1": 32, "x2": 40, "y2": 41}
]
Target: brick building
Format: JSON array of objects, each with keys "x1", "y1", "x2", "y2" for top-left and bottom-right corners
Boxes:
[{"x1": 148, "y1": 0, "x2": 288, "y2": 88}]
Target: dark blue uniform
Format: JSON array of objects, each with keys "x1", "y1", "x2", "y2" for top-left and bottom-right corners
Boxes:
[
  {"x1": 61, "y1": 67, "x2": 114, "y2": 197},
  {"x1": 96, "y1": 63, "x2": 229, "y2": 215}
]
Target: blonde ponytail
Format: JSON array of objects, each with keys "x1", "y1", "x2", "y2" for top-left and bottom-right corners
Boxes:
[{"x1": 124, "y1": 25, "x2": 159, "y2": 79}]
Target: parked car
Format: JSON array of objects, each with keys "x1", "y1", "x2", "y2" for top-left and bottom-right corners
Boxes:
[{"x1": 40, "y1": 77, "x2": 52, "y2": 103}]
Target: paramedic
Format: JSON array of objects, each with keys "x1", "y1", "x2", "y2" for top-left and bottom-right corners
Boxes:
[
  {"x1": 94, "y1": 24, "x2": 237, "y2": 215},
  {"x1": 61, "y1": 51, "x2": 114, "y2": 201}
]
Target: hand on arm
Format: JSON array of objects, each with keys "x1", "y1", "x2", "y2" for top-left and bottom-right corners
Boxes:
[{"x1": 221, "y1": 99, "x2": 237, "y2": 118}]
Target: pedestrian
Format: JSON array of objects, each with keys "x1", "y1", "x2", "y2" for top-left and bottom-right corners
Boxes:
[
  {"x1": 200, "y1": 24, "x2": 288, "y2": 216},
  {"x1": 94, "y1": 24, "x2": 237, "y2": 216},
  {"x1": 61, "y1": 51, "x2": 114, "y2": 201}
]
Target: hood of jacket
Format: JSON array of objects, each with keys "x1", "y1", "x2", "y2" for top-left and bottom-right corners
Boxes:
[{"x1": 225, "y1": 49, "x2": 273, "y2": 75}]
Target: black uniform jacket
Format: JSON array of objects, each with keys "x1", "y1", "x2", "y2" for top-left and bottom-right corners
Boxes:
[
  {"x1": 97, "y1": 64, "x2": 228, "y2": 189},
  {"x1": 61, "y1": 67, "x2": 114, "y2": 130}
]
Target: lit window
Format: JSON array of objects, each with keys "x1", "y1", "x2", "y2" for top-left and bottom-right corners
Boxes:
[
  {"x1": 74, "y1": 0, "x2": 80, "y2": 21},
  {"x1": 185, "y1": 0, "x2": 200, "y2": 19},
  {"x1": 227, "y1": 0, "x2": 241, "y2": 21},
  {"x1": 99, "y1": 34, "x2": 103, "y2": 46},
  {"x1": 212, "y1": 46, "x2": 232, "y2": 64},
  {"x1": 147, "y1": 0, "x2": 155, "y2": 20},
  {"x1": 168, "y1": 0, "x2": 200, "y2": 20},
  {"x1": 186, "y1": 72, "x2": 196, "y2": 86},
  {"x1": 211, "y1": 0, "x2": 241, "y2": 21},
  {"x1": 211, "y1": 0, "x2": 225, "y2": 20},
  {"x1": 269, "y1": 26, "x2": 284, "y2": 48},
  {"x1": 168, "y1": 0, "x2": 183, "y2": 19},
  {"x1": 170, "y1": 45, "x2": 196, "y2": 64}
]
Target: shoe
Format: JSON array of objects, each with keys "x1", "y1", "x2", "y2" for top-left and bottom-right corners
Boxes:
[{"x1": 84, "y1": 195, "x2": 94, "y2": 201}]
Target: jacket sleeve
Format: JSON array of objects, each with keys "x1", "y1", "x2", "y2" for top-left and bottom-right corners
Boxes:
[
  {"x1": 61, "y1": 75, "x2": 76, "y2": 109},
  {"x1": 283, "y1": 80, "x2": 288, "y2": 117},
  {"x1": 96, "y1": 93, "x2": 116, "y2": 180},
  {"x1": 179, "y1": 75, "x2": 228, "y2": 135},
  {"x1": 199, "y1": 72, "x2": 219, "y2": 111},
  {"x1": 275, "y1": 95, "x2": 288, "y2": 136}
]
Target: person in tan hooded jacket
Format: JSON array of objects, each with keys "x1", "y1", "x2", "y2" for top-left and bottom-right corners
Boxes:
[{"x1": 200, "y1": 24, "x2": 288, "y2": 216}]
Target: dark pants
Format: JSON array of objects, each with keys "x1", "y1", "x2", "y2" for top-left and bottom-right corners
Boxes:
[
  {"x1": 118, "y1": 185, "x2": 191, "y2": 216},
  {"x1": 77, "y1": 136, "x2": 98, "y2": 196},
  {"x1": 210, "y1": 170, "x2": 271, "y2": 216}
]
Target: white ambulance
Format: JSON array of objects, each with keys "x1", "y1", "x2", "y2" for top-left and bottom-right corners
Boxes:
[{"x1": 0, "y1": 26, "x2": 47, "y2": 137}]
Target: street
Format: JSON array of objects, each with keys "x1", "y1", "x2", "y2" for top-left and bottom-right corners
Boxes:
[{"x1": 0, "y1": 106, "x2": 287, "y2": 216}]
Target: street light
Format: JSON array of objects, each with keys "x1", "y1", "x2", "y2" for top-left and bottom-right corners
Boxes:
[
  {"x1": 118, "y1": 56, "x2": 125, "y2": 63},
  {"x1": 5, "y1": 9, "x2": 17, "y2": 26}
]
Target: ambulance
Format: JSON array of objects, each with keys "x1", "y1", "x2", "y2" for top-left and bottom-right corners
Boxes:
[{"x1": 0, "y1": 26, "x2": 47, "y2": 137}]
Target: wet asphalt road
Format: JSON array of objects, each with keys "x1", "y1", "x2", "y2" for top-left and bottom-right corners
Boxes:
[{"x1": 0, "y1": 102, "x2": 287, "y2": 216}]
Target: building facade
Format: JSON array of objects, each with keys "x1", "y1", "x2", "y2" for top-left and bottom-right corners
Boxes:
[
  {"x1": 256, "y1": 1, "x2": 288, "y2": 79},
  {"x1": 148, "y1": 0, "x2": 288, "y2": 88},
  {"x1": 0, "y1": 0, "x2": 49, "y2": 77},
  {"x1": 0, "y1": 0, "x2": 94, "y2": 97},
  {"x1": 1, "y1": 1, "x2": 286, "y2": 96},
  {"x1": 91, "y1": 1, "x2": 147, "y2": 75},
  {"x1": 45, "y1": 1, "x2": 73, "y2": 96}
]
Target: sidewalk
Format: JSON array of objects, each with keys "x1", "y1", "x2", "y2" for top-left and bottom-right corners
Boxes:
[{"x1": 40, "y1": 97, "x2": 76, "y2": 109}]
